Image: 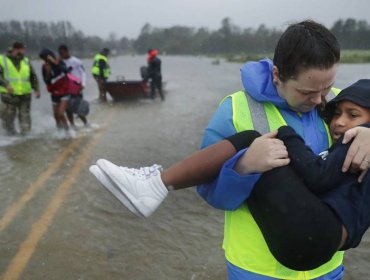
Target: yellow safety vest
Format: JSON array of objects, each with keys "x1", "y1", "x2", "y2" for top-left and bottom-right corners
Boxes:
[
  {"x1": 223, "y1": 89, "x2": 343, "y2": 279},
  {"x1": 0, "y1": 55, "x2": 32, "y2": 95},
  {"x1": 91, "y1": 54, "x2": 110, "y2": 79}
]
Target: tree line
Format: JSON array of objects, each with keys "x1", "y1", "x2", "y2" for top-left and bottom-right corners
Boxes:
[
  {"x1": 0, "y1": 18, "x2": 369, "y2": 57},
  {"x1": 0, "y1": 20, "x2": 132, "y2": 57}
]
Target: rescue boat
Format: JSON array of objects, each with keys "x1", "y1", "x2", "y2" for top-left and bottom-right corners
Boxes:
[{"x1": 105, "y1": 80, "x2": 150, "y2": 101}]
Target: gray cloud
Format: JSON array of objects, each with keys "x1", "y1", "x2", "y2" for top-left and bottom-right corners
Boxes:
[{"x1": 2, "y1": 0, "x2": 370, "y2": 38}]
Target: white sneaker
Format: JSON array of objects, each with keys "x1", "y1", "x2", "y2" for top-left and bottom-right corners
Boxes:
[
  {"x1": 64, "y1": 128, "x2": 76, "y2": 139},
  {"x1": 89, "y1": 165, "x2": 143, "y2": 217},
  {"x1": 96, "y1": 159, "x2": 168, "y2": 218},
  {"x1": 120, "y1": 164, "x2": 163, "y2": 177}
]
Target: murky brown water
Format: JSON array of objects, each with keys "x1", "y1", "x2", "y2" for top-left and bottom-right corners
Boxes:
[{"x1": 0, "y1": 56, "x2": 368, "y2": 279}]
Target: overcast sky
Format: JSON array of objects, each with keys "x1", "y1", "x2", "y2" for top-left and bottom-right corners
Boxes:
[{"x1": 2, "y1": 0, "x2": 370, "y2": 39}]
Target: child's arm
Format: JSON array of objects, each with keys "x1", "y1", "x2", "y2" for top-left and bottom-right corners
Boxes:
[
  {"x1": 161, "y1": 130, "x2": 261, "y2": 190},
  {"x1": 277, "y1": 126, "x2": 353, "y2": 194}
]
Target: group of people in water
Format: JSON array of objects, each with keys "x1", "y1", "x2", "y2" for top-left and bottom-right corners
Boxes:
[
  {"x1": 0, "y1": 42, "x2": 164, "y2": 137},
  {"x1": 39, "y1": 45, "x2": 90, "y2": 135},
  {"x1": 89, "y1": 20, "x2": 370, "y2": 280},
  {"x1": 0, "y1": 42, "x2": 90, "y2": 137}
]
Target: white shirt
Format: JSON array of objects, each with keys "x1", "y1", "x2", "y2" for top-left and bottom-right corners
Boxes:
[{"x1": 63, "y1": 56, "x2": 86, "y2": 87}]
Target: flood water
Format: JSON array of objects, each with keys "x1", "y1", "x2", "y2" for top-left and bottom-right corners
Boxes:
[{"x1": 0, "y1": 56, "x2": 369, "y2": 280}]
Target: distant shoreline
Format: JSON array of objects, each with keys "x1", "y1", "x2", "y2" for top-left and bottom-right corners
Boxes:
[{"x1": 224, "y1": 50, "x2": 370, "y2": 64}]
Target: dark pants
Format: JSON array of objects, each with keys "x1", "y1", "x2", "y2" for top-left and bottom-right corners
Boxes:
[
  {"x1": 227, "y1": 128, "x2": 343, "y2": 270},
  {"x1": 93, "y1": 75, "x2": 107, "y2": 102},
  {"x1": 66, "y1": 95, "x2": 88, "y2": 126},
  {"x1": 248, "y1": 166, "x2": 342, "y2": 271},
  {"x1": 1, "y1": 94, "x2": 32, "y2": 135},
  {"x1": 150, "y1": 77, "x2": 164, "y2": 100}
]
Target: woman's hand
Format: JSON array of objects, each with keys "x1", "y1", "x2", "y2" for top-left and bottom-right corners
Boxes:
[
  {"x1": 342, "y1": 126, "x2": 370, "y2": 182},
  {"x1": 46, "y1": 55, "x2": 56, "y2": 64},
  {"x1": 234, "y1": 130, "x2": 290, "y2": 175},
  {"x1": 6, "y1": 84, "x2": 13, "y2": 94}
]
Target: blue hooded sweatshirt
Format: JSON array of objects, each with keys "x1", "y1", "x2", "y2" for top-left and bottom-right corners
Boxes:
[{"x1": 197, "y1": 59, "x2": 330, "y2": 210}]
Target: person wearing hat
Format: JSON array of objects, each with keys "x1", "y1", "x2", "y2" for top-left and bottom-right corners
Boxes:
[
  {"x1": 147, "y1": 49, "x2": 164, "y2": 101},
  {"x1": 90, "y1": 79, "x2": 370, "y2": 272},
  {"x1": 0, "y1": 42, "x2": 40, "y2": 135},
  {"x1": 91, "y1": 48, "x2": 110, "y2": 102}
]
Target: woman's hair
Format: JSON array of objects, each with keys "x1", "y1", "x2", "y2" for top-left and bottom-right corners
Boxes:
[
  {"x1": 39, "y1": 48, "x2": 56, "y2": 60},
  {"x1": 318, "y1": 96, "x2": 328, "y2": 121},
  {"x1": 273, "y1": 20, "x2": 340, "y2": 82}
]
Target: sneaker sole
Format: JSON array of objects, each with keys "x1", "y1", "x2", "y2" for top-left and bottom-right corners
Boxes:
[
  {"x1": 89, "y1": 165, "x2": 144, "y2": 217},
  {"x1": 96, "y1": 159, "x2": 155, "y2": 218}
]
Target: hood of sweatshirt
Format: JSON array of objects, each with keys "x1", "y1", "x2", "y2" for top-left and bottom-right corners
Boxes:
[{"x1": 240, "y1": 58, "x2": 292, "y2": 110}]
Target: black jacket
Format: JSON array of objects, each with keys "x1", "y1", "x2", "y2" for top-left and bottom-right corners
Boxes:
[
  {"x1": 147, "y1": 56, "x2": 161, "y2": 80},
  {"x1": 42, "y1": 60, "x2": 67, "y2": 85}
]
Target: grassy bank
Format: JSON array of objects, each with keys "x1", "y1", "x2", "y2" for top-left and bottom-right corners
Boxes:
[
  {"x1": 225, "y1": 50, "x2": 370, "y2": 64},
  {"x1": 340, "y1": 50, "x2": 370, "y2": 63}
]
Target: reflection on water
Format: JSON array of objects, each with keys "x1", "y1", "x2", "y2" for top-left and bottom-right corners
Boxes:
[{"x1": 0, "y1": 56, "x2": 368, "y2": 279}]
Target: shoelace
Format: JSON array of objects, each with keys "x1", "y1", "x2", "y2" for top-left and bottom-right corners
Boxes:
[{"x1": 120, "y1": 164, "x2": 163, "y2": 179}]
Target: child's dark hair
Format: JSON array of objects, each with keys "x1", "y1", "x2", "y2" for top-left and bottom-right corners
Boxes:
[{"x1": 273, "y1": 20, "x2": 340, "y2": 82}]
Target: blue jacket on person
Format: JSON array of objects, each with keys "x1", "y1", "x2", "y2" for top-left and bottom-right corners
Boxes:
[{"x1": 196, "y1": 58, "x2": 330, "y2": 210}]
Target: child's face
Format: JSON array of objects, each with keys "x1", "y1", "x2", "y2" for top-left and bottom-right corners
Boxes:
[{"x1": 329, "y1": 101, "x2": 370, "y2": 141}]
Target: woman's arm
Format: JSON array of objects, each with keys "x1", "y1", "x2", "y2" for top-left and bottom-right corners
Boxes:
[{"x1": 42, "y1": 64, "x2": 52, "y2": 85}]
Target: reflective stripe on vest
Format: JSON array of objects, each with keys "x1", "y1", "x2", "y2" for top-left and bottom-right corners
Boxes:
[
  {"x1": 91, "y1": 54, "x2": 110, "y2": 78},
  {"x1": 327, "y1": 87, "x2": 341, "y2": 102},
  {"x1": 222, "y1": 90, "x2": 344, "y2": 279},
  {"x1": 324, "y1": 87, "x2": 341, "y2": 147},
  {"x1": 0, "y1": 55, "x2": 32, "y2": 95}
]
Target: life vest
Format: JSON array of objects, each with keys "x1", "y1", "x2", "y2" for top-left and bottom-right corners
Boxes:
[
  {"x1": 222, "y1": 89, "x2": 343, "y2": 279},
  {"x1": 91, "y1": 54, "x2": 110, "y2": 78},
  {"x1": 46, "y1": 67, "x2": 82, "y2": 97},
  {"x1": 66, "y1": 73, "x2": 83, "y2": 96},
  {"x1": 0, "y1": 55, "x2": 32, "y2": 95}
]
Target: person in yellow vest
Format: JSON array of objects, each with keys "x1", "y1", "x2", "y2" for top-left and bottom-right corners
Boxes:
[
  {"x1": 90, "y1": 20, "x2": 370, "y2": 280},
  {"x1": 0, "y1": 42, "x2": 40, "y2": 135},
  {"x1": 90, "y1": 79, "x2": 370, "y2": 272},
  {"x1": 91, "y1": 48, "x2": 110, "y2": 102},
  {"x1": 197, "y1": 21, "x2": 369, "y2": 280}
]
